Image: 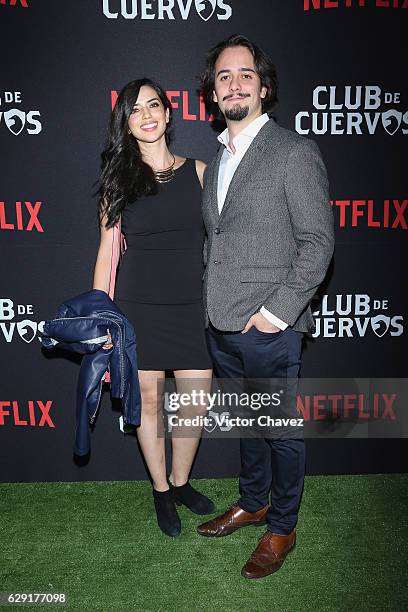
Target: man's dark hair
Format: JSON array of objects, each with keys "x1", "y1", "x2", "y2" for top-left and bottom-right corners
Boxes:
[{"x1": 200, "y1": 34, "x2": 278, "y2": 120}]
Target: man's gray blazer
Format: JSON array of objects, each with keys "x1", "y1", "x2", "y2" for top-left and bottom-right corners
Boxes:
[{"x1": 202, "y1": 118, "x2": 335, "y2": 333}]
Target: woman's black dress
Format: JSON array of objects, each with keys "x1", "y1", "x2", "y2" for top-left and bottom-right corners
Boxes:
[{"x1": 114, "y1": 158, "x2": 212, "y2": 371}]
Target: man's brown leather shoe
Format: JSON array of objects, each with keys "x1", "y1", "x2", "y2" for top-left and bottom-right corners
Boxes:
[
  {"x1": 197, "y1": 503, "x2": 269, "y2": 537},
  {"x1": 241, "y1": 530, "x2": 296, "y2": 579}
]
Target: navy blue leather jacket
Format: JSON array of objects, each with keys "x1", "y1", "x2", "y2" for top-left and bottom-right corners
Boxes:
[{"x1": 41, "y1": 289, "x2": 141, "y2": 456}]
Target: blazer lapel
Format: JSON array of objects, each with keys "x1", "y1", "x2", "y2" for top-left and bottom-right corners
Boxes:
[
  {"x1": 219, "y1": 119, "x2": 276, "y2": 221},
  {"x1": 209, "y1": 146, "x2": 224, "y2": 220}
]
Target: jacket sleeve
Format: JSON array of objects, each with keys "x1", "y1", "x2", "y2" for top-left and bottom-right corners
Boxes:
[
  {"x1": 263, "y1": 139, "x2": 334, "y2": 326},
  {"x1": 41, "y1": 318, "x2": 109, "y2": 354},
  {"x1": 74, "y1": 351, "x2": 110, "y2": 456}
]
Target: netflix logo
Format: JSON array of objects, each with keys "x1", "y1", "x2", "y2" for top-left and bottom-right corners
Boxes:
[
  {"x1": 0, "y1": 0, "x2": 29, "y2": 7},
  {"x1": 0, "y1": 401, "x2": 55, "y2": 428},
  {"x1": 304, "y1": 0, "x2": 408, "y2": 9},
  {"x1": 111, "y1": 89, "x2": 211, "y2": 122},
  {"x1": 0, "y1": 201, "x2": 44, "y2": 232},
  {"x1": 331, "y1": 199, "x2": 407, "y2": 229},
  {"x1": 297, "y1": 393, "x2": 396, "y2": 421}
]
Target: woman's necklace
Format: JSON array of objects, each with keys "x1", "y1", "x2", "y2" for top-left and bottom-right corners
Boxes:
[{"x1": 153, "y1": 153, "x2": 176, "y2": 183}]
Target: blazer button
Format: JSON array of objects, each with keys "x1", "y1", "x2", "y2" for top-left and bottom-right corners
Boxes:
[{"x1": 214, "y1": 228, "x2": 220, "y2": 234}]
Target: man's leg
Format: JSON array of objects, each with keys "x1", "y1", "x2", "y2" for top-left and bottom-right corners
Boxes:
[
  {"x1": 205, "y1": 324, "x2": 245, "y2": 379},
  {"x1": 265, "y1": 438, "x2": 305, "y2": 534},
  {"x1": 206, "y1": 325, "x2": 272, "y2": 510},
  {"x1": 239, "y1": 327, "x2": 305, "y2": 579},
  {"x1": 241, "y1": 327, "x2": 305, "y2": 534},
  {"x1": 197, "y1": 326, "x2": 270, "y2": 537}
]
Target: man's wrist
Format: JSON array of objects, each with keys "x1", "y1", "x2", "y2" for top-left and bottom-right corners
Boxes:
[{"x1": 260, "y1": 307, "x2": 288, "y2": 331}]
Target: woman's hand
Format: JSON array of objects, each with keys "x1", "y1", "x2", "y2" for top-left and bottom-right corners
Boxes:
[{"x1": 102, "y1": 330, "x2": 113, "y2": 350}]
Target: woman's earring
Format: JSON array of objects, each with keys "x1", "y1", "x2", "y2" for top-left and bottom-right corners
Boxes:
[{"x1": 128, "y1": 128, "x2": 131, "y2": 135}]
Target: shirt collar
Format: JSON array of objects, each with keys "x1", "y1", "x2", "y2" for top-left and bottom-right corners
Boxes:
[{"x1": 217, "y1": 113, "x2": 269, "y2": 154}]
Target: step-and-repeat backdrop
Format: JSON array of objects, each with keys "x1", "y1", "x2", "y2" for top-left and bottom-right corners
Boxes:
[{"x1": 1, "y1": 1, "x2": 406, "y2": 482}]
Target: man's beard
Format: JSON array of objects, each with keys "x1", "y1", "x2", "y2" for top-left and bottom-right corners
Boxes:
[{"x1": 224, "y1": 104, "x2": 249, "y2": 121}]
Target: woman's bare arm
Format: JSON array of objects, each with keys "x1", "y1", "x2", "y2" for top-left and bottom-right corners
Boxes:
[
  {"x1": 92, "y1": 216, "x2": 115, "y2": 294},
  {"x1": 195, "y1": 159, "x2": 207, "y2": 189}
]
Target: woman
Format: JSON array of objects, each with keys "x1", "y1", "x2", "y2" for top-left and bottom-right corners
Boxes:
[{"x1": 93, "y1": 79, "x2": 214, "y2": 537}]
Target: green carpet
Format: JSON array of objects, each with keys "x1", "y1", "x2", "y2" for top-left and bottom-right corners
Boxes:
[{"x1": 1, "y1": 475, "x2": 407, "y2": 611}]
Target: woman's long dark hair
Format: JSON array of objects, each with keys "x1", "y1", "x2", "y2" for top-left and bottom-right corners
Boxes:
[{"x1": 97, "y1": 78, "x2": 173, "y2": 228}]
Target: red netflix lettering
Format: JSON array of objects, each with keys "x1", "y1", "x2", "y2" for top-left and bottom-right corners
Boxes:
[
  {"x1": 343, "y1": 395, "x2": 355, "y2": 418},
  {"x1": 0, "y1": 201, "x2": 44, "y2": 232},
  {"x1": 111, "y1": 89, "x2": 118, "y2": 110},
  {"x1": 357, "y1": 394, "x2": 370, "y2": 418},
  {"x1": 382, "y1": 394, "x2": 397, "y2": 419},
  {"x1": 28, "y1": 400, "x2": 35, "y2": 426},
  {"x1": 296, "y1": 395, "x2": 309, "y2": 420},
  {"x1": 373, "y1": 394, "x2": 379, "y2": 418},
  {"x1": 329, "y1": 394, "x2": 342, "y2": 418},
  {"x1": 15, "y1": 201, "x2": 23, "y2": 230},
  {"x1": 166, "y1": 91, "x2": 180, "y2": 110},
  {"x1": 313, "y1": 395, "x2": 326, "y2": 420},
  {"x1": 199, "y1": 95, "x2": 206, "y2": 121},
  {"x1": 383, "y1": 200, "x2": 390, "y2": 227},
  {"x1": 392, "y1": 200, "x2": 408, "y2": 228},
  {"x1": 304, "y1": 0, "x2": 407, "y2": 9},
  {"x1": 331, "y1": 199, "x2": 407, "y2": 229},
  {"x1": 0, "y1": 400, "x2": 55, "y2": 427},
  {"x1": 37, "y1": 400, "x2": 54, "y2": 427},
  {"x1": 296, "y1": 393, "x2": 397, "y2": 420},
  {"x1": 110, "y1": 89, "x2": 210, "y2": 121},
  {"x1": 25, "y1": 201, "x2": 43, "y2": 231},
  {"x1": 0, "y1": 204, "x2": 14, "y2": 229},
  {"x1": 0, "y1": 401, "x2": 11, "y2": 424},
  {"x1": 0, "y1": 0, "x2": 29, "y2": 6},
  {"x1": 12, "y1": 400, "x2": 28, "y2": 425},
  {"x1": 367, "y1": 199, "x2": 381, "y2": 227},
  {"x1": 351, "y1": 200, "x2": 365, "y2": 226},
  {"x1": 182, "y1": 91, "x2": 196, "y2": 121}
]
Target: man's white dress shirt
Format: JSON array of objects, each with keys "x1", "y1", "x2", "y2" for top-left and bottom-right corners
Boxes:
[{"x1": 217, "y1": 113, "x2": 288, "y2": 330}]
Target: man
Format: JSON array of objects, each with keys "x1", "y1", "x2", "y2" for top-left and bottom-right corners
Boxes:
[{"x1": 198, "y1": 35, "x2": 334, "y2": 579}]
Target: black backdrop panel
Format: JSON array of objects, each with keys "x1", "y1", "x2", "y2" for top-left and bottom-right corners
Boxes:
[{"x1": 0, "y1": 1, "x2": 406, "y2": 482}]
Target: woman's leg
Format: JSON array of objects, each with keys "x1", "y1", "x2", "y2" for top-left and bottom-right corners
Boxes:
[
  {"x1": 136, "y1": 369, "x2": 168, "y2": 491},
  {"x1": 170, "y1": 369, "x2": 212, "y2": 486}
]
